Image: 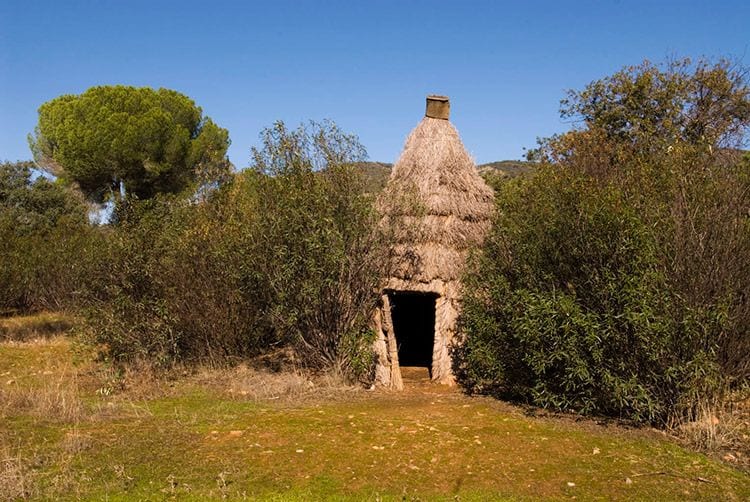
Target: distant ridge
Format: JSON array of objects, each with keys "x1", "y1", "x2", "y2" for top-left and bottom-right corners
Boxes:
[
  {"x1": 354, "y1": 161, "x2": 392, "y2": 193},
  {"x1": 476, "y1": 160, "x2": 535, "y2": 178},
  {"x1": 355, "y1": 160, "x2": 535, "y2": 192}
]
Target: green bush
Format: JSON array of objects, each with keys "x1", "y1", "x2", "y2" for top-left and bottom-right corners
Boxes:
[
  {"x1": 457, "y1": 58, "x2": 750, "y2": 426},
  {"x1": 239, "y1": 121, "x2": 388, "y2": 376},
  {"x1": 0, "y1": 161, "x2": 99, "y2": 314},
  {"x1": 79, "y1": 188, "x2": 282, "y2": 365},
  {"x1": 79, "y1": 121, "x2": 388, "y2": 381},
  {"x1": 458, "y1": 168, "x2": 737, "y2": 424}
]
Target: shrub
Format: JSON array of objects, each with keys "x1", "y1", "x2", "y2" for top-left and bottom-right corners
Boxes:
[
  {"x1": 79, "y1": 121, "x2": 389, "y2": 381},
  {"x1": 457, "y1": 152, "x2": 747, "y2": 426},
  {"x1": 78, "y1": 191, "x2": 272, "y2": 365},
  {"x1": 0, "y1": 161, "x2": 99, "y2": 314},
  {"x1": 240, "y1": 121, "x2": 389, "y2": 377},
  {"x1": 457, "y1": 58, "x2": 750, "y2": 426}
]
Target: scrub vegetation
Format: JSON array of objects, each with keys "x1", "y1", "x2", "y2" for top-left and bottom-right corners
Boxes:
[
  {"x1": 457, "y1": 57, "x2": 750, "y2": 431},
  {"x1": 1, "y1": 58, "x2": 749, "y2": 499},
  {"x1": 74, "y1": 119, "x2": 391, "y2": 381}
]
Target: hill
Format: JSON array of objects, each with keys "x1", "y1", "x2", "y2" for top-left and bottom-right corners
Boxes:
[
  {"x1": 354, "y1": 161, "x2": 392, "y2": 193},
  {"x1": 357, "y1": 160, "x2": 536, "y2": 192},
  {"x1": 477, "y1": 160, "x2": 536, "y2": 178}
]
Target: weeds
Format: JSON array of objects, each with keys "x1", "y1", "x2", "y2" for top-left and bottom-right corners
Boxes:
[
  {"x1": 194, "y1": 363, "x2": 360, "y2": 404},
  {"x1": 0, "y1": 445, "x2": 37, "y2": 501},
  {"x1": 674, "y1": 390, "x2": 750, "y2": 471},
  {"x1": 0, "y1": 374, "x2": 83, "y2": 424}
]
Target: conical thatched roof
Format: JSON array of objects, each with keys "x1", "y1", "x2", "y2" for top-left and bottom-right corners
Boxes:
[
  {"x1": 379, "y1": 98, "x2": 494, "y2": 284},
  {"x1": 373, "y1": 96, "x2": 495, "y2": 388}
]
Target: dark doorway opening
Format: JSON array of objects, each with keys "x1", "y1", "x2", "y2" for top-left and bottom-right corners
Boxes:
[{"x1": 389, "y1": 291, "x2": 437, "y2": 371}]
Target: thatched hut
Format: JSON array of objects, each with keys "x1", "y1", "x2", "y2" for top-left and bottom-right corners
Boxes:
[{"x1": 373, "y1": 95, "x2": 494, "y2": 389}]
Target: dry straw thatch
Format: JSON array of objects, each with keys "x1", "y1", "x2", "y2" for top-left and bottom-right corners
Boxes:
[{"x1": 373, "y1": 96, "x2": 494, "y2": 389}]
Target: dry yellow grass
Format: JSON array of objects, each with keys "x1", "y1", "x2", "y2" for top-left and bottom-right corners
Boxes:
[
  {"x1": 676, "y1": 393, "x2": 750, "y2": 471},
  {"x1": 196, "y1": 364, "x2": 353, "y2": 403},
  {"x1": 1, "y1": 319, "x2": 748, "y2": 500},
  {"x1": 0, "y1": 312, "x2": 73, "y2": 342},
  {"x1": 0, "y1": 445, "x2": 37, "y2": 501}
]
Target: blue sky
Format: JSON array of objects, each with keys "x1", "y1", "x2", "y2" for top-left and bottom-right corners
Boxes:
[{"x1": 1, "y1": 0, "x2": 748, "y2": 167}]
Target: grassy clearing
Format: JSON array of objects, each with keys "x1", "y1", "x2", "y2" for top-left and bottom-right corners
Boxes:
[{"x1": 1, "y1": 318, "x2": 748, "y2": 500}]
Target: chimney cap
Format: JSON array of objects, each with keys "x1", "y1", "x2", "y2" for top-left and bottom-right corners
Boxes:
[{"x1": 426, "y1": 95, "x2": 450, "y2": 120}]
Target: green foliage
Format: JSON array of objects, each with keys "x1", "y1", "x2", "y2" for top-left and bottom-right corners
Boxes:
[
  {"x1": 0, "y1": 160, "x2": 87, "y2": 231},
  {"x1": 457, "y1": 171, "x2": 721, "y2": 424},
  {"x1": 246, "y1": 121, "x2": 391, "y2": 376},
  {"x1": 81, "y1": 184, "x2": 298, "y2": 365},
  {"x1": 0, "y1": 161, "x2": 98, "y2": 313},
  {"x1": 30, "y1": 86, "x2": 230, "y2": 203},
  {"x1": 243, "y1": 121, "x2": 384, "y2": 375},
  {"x1": 79, "y1": 197, "x2": 194, "y2": 363},
  {"x1": 79, "y1": 121, "x2": 387, "y2": 380},
  {"x1": 559, "y1": 57, "x2": 750, "y2": 152},
  {"x1": 458, "y1": 57, "x2": 750, "y2": 426}
]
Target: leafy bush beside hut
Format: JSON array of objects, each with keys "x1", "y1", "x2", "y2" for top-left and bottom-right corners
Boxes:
[
  {"x1": 78, "y1": 120, "x2": 388, "y2": 380},
  {"x1": 456, "y1": 58, "x2": 750, "y2": 426}
]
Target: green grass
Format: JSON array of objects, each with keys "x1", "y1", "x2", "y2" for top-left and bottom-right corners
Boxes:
[{"x1": 1, "y1": 328, "x2": 748, "y2": 500}]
